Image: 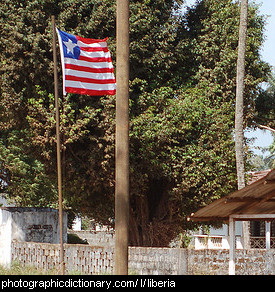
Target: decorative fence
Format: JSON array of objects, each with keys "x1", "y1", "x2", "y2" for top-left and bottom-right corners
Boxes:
[
  {"x1": 250, "y1": 237, "x2": 275, "y2": 249},
  {"x1": 9, "y1": 240, "x2": 275, "y2": 275},
  {"x1": 193, "y1": 235, "x2": 243, "y2": 249},
  {"x1": 194, "y1": 235, "x2": 275, "y2": 250},
  {"x1": 11, "y1": 241, "x2": 184, "y2": 275},
  {"x1": 194, "y1": 235, "x2": 228, "y2": 249},
  {"x1": 12, "y1": 242, "x2": 114, "y2": 275}
]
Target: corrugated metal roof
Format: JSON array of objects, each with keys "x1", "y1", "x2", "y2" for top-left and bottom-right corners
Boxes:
[{"x1": 191, "y1": 169, "x2": 275, "y2": 222}]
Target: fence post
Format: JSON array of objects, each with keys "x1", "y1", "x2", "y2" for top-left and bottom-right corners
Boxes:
[
  {"x1": 177, "y1": 249, "x2": 188, "y2": 275},
  {"x1": 266, "y1": 221, "x2": 271, "y2": 249},
  {"x1": 229, "y1": 216, "x2": 235, "y2": 275}
]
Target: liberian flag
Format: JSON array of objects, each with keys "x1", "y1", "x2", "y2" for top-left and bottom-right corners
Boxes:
[{"x1": 56, "y1": 29, "x2": 116, "y2": 96}]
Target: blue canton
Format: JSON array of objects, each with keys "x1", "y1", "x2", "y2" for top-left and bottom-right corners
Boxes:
[{"x1": 58, "y1": 29, "x2": 80, "y2": 59}]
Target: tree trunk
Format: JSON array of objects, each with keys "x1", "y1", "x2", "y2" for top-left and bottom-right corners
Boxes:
[{"x1": 235, "y1": 0, "x2": 250, "y2": 249}]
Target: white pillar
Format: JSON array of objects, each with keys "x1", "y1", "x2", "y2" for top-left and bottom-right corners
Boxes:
[
  {"x1": 0, "y1": 210, "x2": 12, "y2": 268},
  {"x1": 266, "y1": 221, "x2": 271, "y2": 249},
  {"x1": 229, "y1": 216, "x2": 235, "y2": 275}
]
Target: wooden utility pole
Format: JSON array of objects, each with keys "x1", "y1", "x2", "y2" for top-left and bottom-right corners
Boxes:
[
  {"x1": 51, "y1": 15, "x2": 65, "y2": 275},
  {"x1": 115, "y1": 0, "x2": 130, "y2": 275},
  {"x1": 235, "y1": 0, "x2": 249, "y2": 249}
]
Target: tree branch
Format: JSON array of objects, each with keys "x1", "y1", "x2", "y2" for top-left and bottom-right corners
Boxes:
[{"x1": 257, "y1": 124, "x2": 275, "y2": 133}]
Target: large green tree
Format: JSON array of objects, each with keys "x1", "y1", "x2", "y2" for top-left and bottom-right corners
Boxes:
[
  {"x1": 254, "y1": 72, "x2": 275, "y2": 169},
  {"x1": 255, "y1": 72, "x2": 275, "y2": 130},
  {"x1": 0, "y1": 0, "x2": 270, "y2": 246}
]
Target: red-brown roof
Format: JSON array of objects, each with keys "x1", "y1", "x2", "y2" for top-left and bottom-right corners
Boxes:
[
  {"x1": 191, "y1": 169, "x2": 275, "y2": 222},
  {"x1": 247, "y1": 169, "x2": 271, "y2": 185}
]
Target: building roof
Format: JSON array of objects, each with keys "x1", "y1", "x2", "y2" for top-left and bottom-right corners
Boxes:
[
  {"x1": 191, "y1": 169, "x2": 275, "y2": 222},
  {"x1": 247, "y1": 169, "x2": 272, "y2": 185}
]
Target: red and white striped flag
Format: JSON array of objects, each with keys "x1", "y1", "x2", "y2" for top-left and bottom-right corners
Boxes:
[{"x1": 56, "y1": 29, "x2": 116, "y2": 96}]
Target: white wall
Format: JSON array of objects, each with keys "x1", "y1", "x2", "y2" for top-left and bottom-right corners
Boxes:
[
  {"x1": 0, "y1": 209, "x2": 12, "y2": 267},
  {"x1": 0, "y1": 208, "x2": 67, "y2": 267}
]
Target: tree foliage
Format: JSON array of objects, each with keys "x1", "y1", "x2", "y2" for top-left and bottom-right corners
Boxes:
[
  {"x1": 0, "y1": 0, "x2": 271, "y2": 246},
  {"x1": 255, "y1": 72, "x2": 275, "y2": 129},
  {"x1": 255, "y1": 71, "x2": 275, "y2": 168}
]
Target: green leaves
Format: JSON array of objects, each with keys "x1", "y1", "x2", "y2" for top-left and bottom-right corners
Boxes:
[
  {"x1": 129, "y1": 85, "x2": 237, "y2": 243},
  {"x1": 0, "y1": 130, "x2": 57, "y2": 207}
]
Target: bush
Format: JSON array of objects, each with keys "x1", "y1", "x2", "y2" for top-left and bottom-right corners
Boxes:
[{"x1": 67, "y1": 233, "x2": 88, "y2": 244}]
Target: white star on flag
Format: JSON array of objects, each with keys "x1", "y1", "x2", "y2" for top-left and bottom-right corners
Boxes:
[{"x1": 64, "y1": 38, "x2": 78, "y2": 55}]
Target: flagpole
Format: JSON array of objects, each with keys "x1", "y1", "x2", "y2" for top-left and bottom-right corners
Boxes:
[
  {"x1": 51, "y1": 15, "x2": 65, "y2": 275},
  {"x1": 115, "y1": 0, "x2": 130, "y2": 275}
]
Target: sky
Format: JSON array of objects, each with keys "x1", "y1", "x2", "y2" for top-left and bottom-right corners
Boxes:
[{"x1": 184, "y1": 0, "x2": 274, "y2": 156}]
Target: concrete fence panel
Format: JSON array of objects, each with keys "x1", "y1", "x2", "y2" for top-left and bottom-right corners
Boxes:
[{"x1": 10, "y1": 241, "x2": 275, "y2": 275}]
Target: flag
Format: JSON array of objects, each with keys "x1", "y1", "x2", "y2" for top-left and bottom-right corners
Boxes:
[{"x1": 56, "y1": 29, "x2": 116, "y2": 96}]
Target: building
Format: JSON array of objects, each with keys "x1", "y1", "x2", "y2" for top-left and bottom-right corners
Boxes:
[
  {"x1": 193, "y1": 170, "x2": 273, "y2": 249},
  {"x1": 0, "y1": 207, "x2": 67, "y2": 266}
]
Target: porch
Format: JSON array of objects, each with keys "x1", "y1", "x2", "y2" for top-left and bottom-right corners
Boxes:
[
  {"x1": 191, "y1": 169, "x2": 275, "y2": 274},
  {"x1": 193, "y1": 234, "x2": 275, "y2": 249}
]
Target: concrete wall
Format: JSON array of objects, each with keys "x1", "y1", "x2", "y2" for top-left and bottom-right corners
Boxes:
[
  {"x1": 12, "y1": 242, "x2": 184, "y2": 275},
  {"x1": 10, "y1": 241, "x2": 275, "y2": 275},
  {"x1": 0, "y1": 208, "x2": 67, "y2": 244},
  {"x1": 12, "y1": 241, "x2": 114, "y2": 274},
  {"x1": 188, "y1": 249, "x2": 275, "y2": 275},
  {"x1": 69, "y1": 230, "x2": 115, "y2": 247},
  {"x1": 128, "y1": 247, "x2": 187, "y2": 275},
  {"x1": 0, "y1": 208, "x2": 67, "y2": 267}
]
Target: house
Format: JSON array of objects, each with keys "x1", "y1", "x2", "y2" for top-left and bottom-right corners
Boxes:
[{"x1": 193, "y1": 169, "x2": 273, "y2": 249}]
